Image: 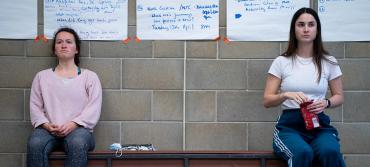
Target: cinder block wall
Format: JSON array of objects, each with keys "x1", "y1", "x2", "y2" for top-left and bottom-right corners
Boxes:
[{"x1": 0, "y1": 0, "x2": 369, "y2": 166}]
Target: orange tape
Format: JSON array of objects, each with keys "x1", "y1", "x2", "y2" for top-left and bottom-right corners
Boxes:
[
  {"x1": 34, "y1": 36, "x2": 40, "y2": 42},
  {"x1": 135, "y1": 37, "x2": 141, "y2": 43},
  {"x1": 34, "y1": 35, "x2": 48, "y2": 43},
  {"x1": 122, "y1": 37, "x2": 131, "y2": 44},
  {"x1": 223, "y1": 37, "x2": 230, "y2": 44},
  {"x1": 41, "y1": 35, "x2": 48, "y2": 43}
]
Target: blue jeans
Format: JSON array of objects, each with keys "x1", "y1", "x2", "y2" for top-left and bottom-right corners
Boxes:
[{"x1": 27, "y1": 127, "x2": 95, "y2": 167}]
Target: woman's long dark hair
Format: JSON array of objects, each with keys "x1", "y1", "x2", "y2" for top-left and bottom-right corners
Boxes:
[
  {"x1": 283, "y1": 7, "x2": 334, "y2": 82},
  {"x1": 52, "y1": 27, "x2": 81, "y2": 66}
]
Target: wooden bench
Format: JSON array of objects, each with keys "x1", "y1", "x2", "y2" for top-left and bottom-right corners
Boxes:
[{"x1": 49, "y1": 150, "x2": 287, "y2": 167}]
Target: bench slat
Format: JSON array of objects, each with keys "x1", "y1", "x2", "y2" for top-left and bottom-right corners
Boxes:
[{"x1": 49, "y1": 151, "x2": 286, "y2": 167}]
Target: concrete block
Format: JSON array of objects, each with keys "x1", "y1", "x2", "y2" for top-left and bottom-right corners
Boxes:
[
  {"x1": 122, "y1": 122, "x2": 183, "y2": 150},
  {"x1": 0, "y1": 90, "x2": 24, "y2": 120},
  {"x1": 93, "y1": 122, "x2": 121, "y2": 150},
  {"x1": 248, "y1": 123, "x2": 276, "y2": 151},
  {"x1": 186, "y1": 91, "x2": 216, "y2": 122},
  {"x1": 344, "y1": 155, "x2": 370, "y2": 167},
  {"x1": 0, "y1": 122, "x2": 33, "y2": 153},
  {"x1": 187, "y1": 41, "x2": 217, "y2": 59},
  {"x1": 101, "y1": 90, "x2": 151, "y2": 121},
  {"x1": 323, "y1": 105, "x2": 342, "y2": 122},
  {"x1": 123, "y1": 59, "x2": 184, "y2": 89},
  {"x1": 0, "y1": 57, "x2": 55, "y2": 88},
  {"x1": 153, "y1": 91, "x2": 183, "y2": 121},
  {"x1": 26, "y1": 40, "x2": 52, "y2": 57},
  {"x1": 344, "y1": 92, "x2": 370, "y2": 122},
  {"x1": 217, "y1": 91, "x2": 280, "y2": 122},
  {"x1": 248, "y1": 60, "x2": 273, "y2": 90},
  {"x1": 340, "y1": 60, "x2": 370, "y2": 90},
  {"x1": 0, "y1": 40, "x2": 24, "y2": 56},
  {"x1": 335, "y1": 123, "x2": 370, "y2": 154},
  {"x1": 154, "y1": 41, "x2": 184, "y2": 58},
  {"x1": 0, "y1": 154, "x2": 23, "y2": 167},
  {"x1": 25, "y1": 90, "x2": 30, "y2": 121},
  {"x1": 128, "y1": 0, "x2": 136, "y2": 26},
  {"x1": 219, "y1": 0, "x2": 226, "y2": 27},
  {"x1": 324, "y1": 42, "x2": 345, "y2": 58},
  {"x1": 346, "y1": 42, "x2": 370, "y2": 58},
  {"x1": 186, "y1": 123, "x2": 247, "y2": 150},
  {"x1": 186, "y1": 60, "x2": 247, "y2": 90},
  {"x1": 80, "y1": 58, "x2": 121, "y2": 89}
]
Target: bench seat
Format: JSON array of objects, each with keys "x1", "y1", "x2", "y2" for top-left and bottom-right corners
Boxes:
[{"x1": 49, "y1": 150, "x2": 287, "y2": 167}]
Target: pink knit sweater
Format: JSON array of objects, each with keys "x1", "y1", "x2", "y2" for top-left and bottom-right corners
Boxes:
[{"x1": 30, "y1": 68, "x2": 102, "y2": 131}]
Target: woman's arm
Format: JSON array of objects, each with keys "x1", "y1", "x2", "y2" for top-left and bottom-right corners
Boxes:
[
  {"x1": 30, "y1": 73, "x2": 50, "y2": 128},
  {"x1": 263, "y1": 74, "x2": 285, "y2": 108},
  {"x1": 327, "y1": 76, "x2": 344, "y2": 108},
  {"x1": 72, "y1": 72, "x2": 102, "y2": 130},
  {"x1": 307, "y1": 76, "x2": 344, "y2": 114}
]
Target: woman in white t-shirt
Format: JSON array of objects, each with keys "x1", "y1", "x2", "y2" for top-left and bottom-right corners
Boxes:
[{"x1": 263, "y1": 8, "x2": 346, "y2": 167}]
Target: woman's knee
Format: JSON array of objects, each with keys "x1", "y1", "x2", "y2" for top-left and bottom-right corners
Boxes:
[
  {"x1": 27, "y1": 129, "x2": 52, "y2": 151},
  {"x1": 295, "y1": 146, "x2": 314, "y2": 160},
  {"x1": 65, "y1": 128, "x2": 94, "y2": 150},
  {"x1": 318, "y1": 146, "x2": 341, "y2": 158},
  {"x1": 67, "y1": 136, "x2": 90, "y2": 148},
  {"x1": 28, "y1": 136, "x2": 45, "y2": 151}
]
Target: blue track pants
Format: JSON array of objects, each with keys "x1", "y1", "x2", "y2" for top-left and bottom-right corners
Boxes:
[{"x1": 273, "y1": 109, "x2": 346, "y2": 167}]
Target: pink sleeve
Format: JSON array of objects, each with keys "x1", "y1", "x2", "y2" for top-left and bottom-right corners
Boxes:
[
  {"x1": 30, "y1": 73, "x2": 49, "y2": 128},
  {"x1": 72, "y1": 72, "x2": 102, "y2": 130}
]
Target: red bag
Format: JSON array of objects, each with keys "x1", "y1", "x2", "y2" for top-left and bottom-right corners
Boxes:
[{"x1": 300, "y1": 101, "x2": 320, "y2": 130}]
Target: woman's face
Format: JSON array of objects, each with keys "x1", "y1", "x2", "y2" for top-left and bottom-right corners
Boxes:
[
  {"x1": 295, "y1": 13, "x2": 317, "y2": 44},
  {"x1": 54, "y1": 31, "x2": 78, "y2": 60}
]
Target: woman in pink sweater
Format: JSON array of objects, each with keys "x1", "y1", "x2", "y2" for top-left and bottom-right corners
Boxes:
[{"x1": 27, "y1": 27, "x2": 102, "y2": 167}]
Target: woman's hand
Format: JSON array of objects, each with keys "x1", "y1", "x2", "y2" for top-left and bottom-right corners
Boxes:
[
  {"x1": 56, "y1": 121, "x2": 79, "y2": 137},
  {"x1": 307, "y1": 99, "x2": 327, "y2": 114},
  {"x1": 42, "y1": 123, "x2": 60, "y2": 135},
  {"x1": 282, "y1": 92, "x2": 310, "y2": 104}
]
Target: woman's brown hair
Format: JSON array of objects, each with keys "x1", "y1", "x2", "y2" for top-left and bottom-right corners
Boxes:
[{"x1": 52, "y1": 27, "x2": 81, "y2": 66}]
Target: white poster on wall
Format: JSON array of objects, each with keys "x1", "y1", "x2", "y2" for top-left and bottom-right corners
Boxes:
[
  {"x1": 136, "y1": 0, "x2": 219, "y2": 40},
  {"x1": 227, "y1": 0, "x2": 309, "y2": 41},
  {"x1": 44, "y1": 0, "x2": 128, "y2": 40},
  {"x1": 0, "y1": 0, "x2": 37, "y2": 39},
  {"x1": 319, "y1": 0, "x2": 370, "y2": 41}
]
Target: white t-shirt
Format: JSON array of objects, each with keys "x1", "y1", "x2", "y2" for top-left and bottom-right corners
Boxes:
[{"x1": 268, "y1": 55, "x2": 342, "y2": 110}]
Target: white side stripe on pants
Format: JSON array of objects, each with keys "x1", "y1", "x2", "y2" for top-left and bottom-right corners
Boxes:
[{"x1": 273, "y1": 127, "x2": 293, "y2": 158}]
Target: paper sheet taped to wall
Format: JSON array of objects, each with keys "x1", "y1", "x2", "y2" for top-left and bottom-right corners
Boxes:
[
  {"x1": 227, "y1": 0, "x2": 309, "y2": 41},
  {"x1": 319, "y1": 0, "x2": 370, "y2": 41},
  {"x1": 0, "y1": 0, "x2": 37, "y2": 39},
  {"x1": 136, "y1": 0, "x2": 219, "y2": 40},
  {"x1": 44, "y1": 0, "x2": 128, "y2": 40}
]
